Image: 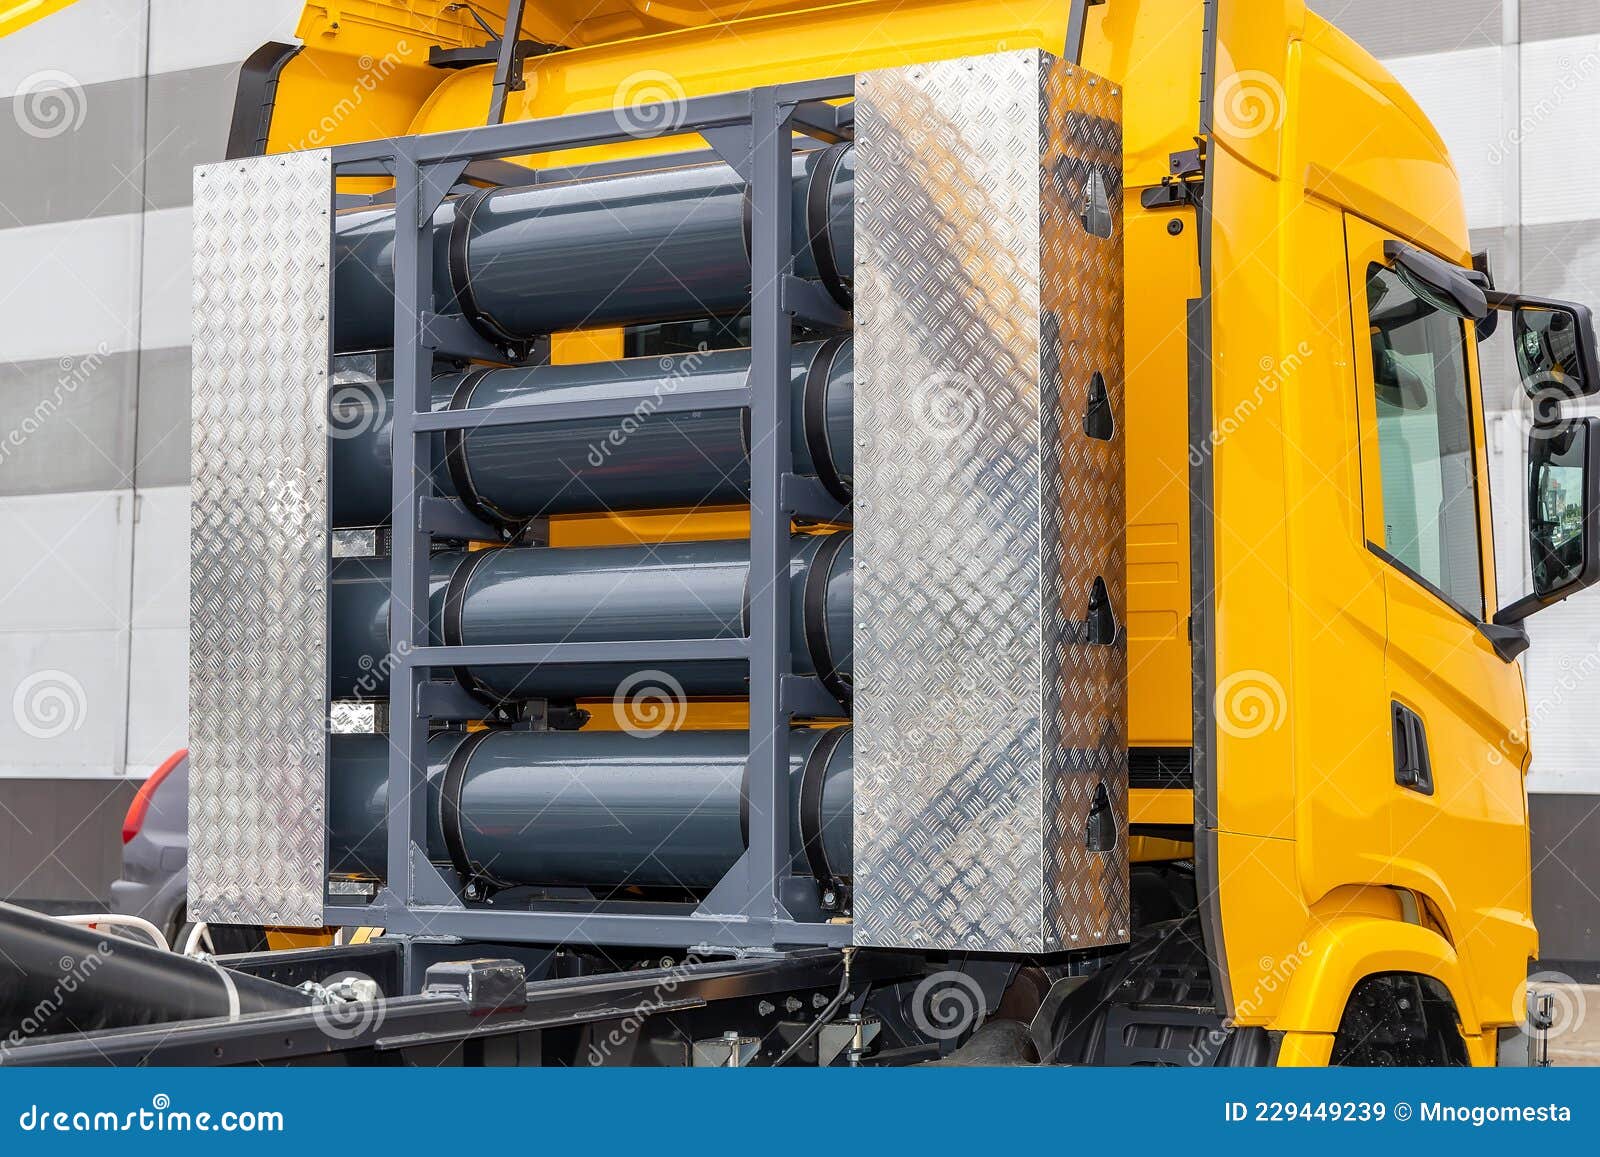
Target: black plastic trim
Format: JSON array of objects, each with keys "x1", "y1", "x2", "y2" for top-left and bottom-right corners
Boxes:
[{"x1": 226, "y1": 42, "x2": 300, "y2": 160}]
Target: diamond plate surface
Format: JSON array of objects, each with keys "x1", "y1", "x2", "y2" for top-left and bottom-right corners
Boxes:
[
  {"x1": 853, "y1": 51, "x2": 1127, "y2": 952},
  {"x1": 189, "y1": 151, "x2": 331, "y2": 926}
]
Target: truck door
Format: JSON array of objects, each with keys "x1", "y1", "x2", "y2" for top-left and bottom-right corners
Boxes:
[{"x1": 1344, "y1": 216, "x2": 1536, "y2": 999}]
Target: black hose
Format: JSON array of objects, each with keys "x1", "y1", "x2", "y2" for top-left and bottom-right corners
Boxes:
[
  {"x1": 0, "y1": 900, "x2": 312, "y2": 1042},
  {"x1": 768, "y1": 953, "x2": 853, "y2": 1067}
]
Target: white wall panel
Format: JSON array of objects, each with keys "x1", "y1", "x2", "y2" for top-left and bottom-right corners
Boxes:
[
  {"x1": 126, "y1": 626, "x2": 186, "y2": 777},
  {"x1": 0, "y1": 0, "x2": 147, "y2": 98},
  {"x1": 1386, "y1": 47, "x2": 1509, "y2": 230},
  {"x1": 1520, "y1": 35, "x2": 1600, "y2": 226},
  {"x1": 0, "y1": 489, "x2": 134, "y2": 631},
  {"x1": 0, "y1": 490, "x2": 133, "y2": 778},
  {"x1": 137, "y1": 206, "x2": 194, "y2": 353},
  {"x1": 0, "y1": 212, "x2": 142, "y2": 360},
  {"x1": 131, "y1": 486, "x2": 189, "y2": 629},
  {"x1": 1525, "y1": 602, "x2": 1600, "y2": 793},
  {"x1": 0, "y1": 629, "x2": 126, "y2": 777},
  {"x1": 148, "y1": 0, "x2": 303, "y2": 76}
]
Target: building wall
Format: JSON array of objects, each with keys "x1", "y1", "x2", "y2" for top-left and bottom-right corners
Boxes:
[
  {"x1": 0, "y1": 1, "x2": 301, "y2": 781},
  {"x1": 1309, "y1": 0, "x2": 1600, "y2": 962},
  {"x1": 0, "y1": 1, "x2": 301, "y2": 902}
]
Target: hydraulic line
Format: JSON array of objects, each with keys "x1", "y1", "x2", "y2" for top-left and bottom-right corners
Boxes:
[{"x1": 0, "y1": 900, "x2": 312, "y2": 1040}]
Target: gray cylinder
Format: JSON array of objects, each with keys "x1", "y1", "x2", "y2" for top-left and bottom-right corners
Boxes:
[
  {"x1": 330, "y1": 338, "x2": 852, "y2": 528},
  {"x1": 333, "y1": 145, "x2": 853, "y2": 354},
  {"x1": 331, "y1": 532, "x2": 853, "y2": 705},
  {"x1": 328, "y1": 727, "x2": 853, "y2": 890}
]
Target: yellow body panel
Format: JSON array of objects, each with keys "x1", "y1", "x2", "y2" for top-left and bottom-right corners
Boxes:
[{"x1": 262, "y1": 0, "x2": 1534, "y2": 1057}]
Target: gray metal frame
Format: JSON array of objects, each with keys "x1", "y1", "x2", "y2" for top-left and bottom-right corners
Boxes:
[{"x1": 321, "y1": 78, "x2": 855, "y2": 950}]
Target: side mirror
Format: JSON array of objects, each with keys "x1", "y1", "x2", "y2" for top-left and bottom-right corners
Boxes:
[
  {"x1": 1511, "y1": 301, "x2": 1600, "y2": 400},
  {"x1": 1497, "y1": 417, "x2": 1600, "y2": 625}
]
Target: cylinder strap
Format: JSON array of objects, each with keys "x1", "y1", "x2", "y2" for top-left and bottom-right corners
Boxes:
[
  {"x1": 443, "y1": 368, "x2": 527, "y2": 537},
  {"x1": 441, "y1": 546, "x2": 505, "y2": 710},
  {"x1": 805, "y1": 143, "x2": 853, "y2": 310},
  {"x1": 439, "y1": 728, "x2": 512, "y2": 896},
  {"x1": 801, "y1": 336, "x2": 851, "y2": 505},
  {"x1": 447, "y1": 185, "x2": 522, "y2": 348},
  {"x1": 799, "y1": 726, "x2": 849, "y2": 888},
  {"x1": 801, "y1": 531, "x2": 852, "y2": 708}
]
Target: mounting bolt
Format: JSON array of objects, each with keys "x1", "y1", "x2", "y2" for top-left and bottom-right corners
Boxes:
[
  {"x1": 1167, "y1": 218, "x2": 1184, "y2": 236},
  {"x1": 812, "y1": 992, "x2": 829, "y2": 1010},
  {"x1": 821, "y1": 888, "x2": 839, "y2": 909},
  {"x1": 758, "y1": 1000, "x2": 776, "y2": 1017},
  {"x1": 785, "y1": 996, "x2": 804, "y2": 1014}
]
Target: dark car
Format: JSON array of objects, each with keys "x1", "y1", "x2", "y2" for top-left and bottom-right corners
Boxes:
[{"x1": 110, "y1": 749, "x2": 265, "y2": 953}]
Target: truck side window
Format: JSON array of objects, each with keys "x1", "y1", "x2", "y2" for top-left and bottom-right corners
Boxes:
[{"x1": 1365, "y1": 263, "x2": 1485, "y2": 619}]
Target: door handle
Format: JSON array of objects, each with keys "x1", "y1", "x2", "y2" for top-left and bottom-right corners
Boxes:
[{"x1": 1391, "y1": 701, "x2": 1435, "y2": 796}]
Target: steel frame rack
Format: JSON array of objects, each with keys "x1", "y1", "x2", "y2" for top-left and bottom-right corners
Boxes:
[{"x1": 321, "y1": 77, "x2": 855, "y2": 951}]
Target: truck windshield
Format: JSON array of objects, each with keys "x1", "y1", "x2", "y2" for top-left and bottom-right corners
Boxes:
[{"x1": 1366, "y1": 263, "x2": 1485, "y2": 619}]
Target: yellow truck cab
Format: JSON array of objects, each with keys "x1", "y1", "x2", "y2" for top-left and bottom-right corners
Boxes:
[{"x1": 60, "y1": 0, "x2": 1588, "y2": 1066}]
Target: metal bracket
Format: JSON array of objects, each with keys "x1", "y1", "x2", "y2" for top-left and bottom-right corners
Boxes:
[
  {"x1": 781, "y1": 473, "x2": 850, "y2": 523},
  {"x1": 421, "y1": 311, "x2": 519, "y2": 363},
  {"x1": 782, "y1": 274, "x2": 851, "y2": 331},
  {"x1": 791, "y1": 100, "x2": 853, "y2": 143},
  {"x1": 418, "y1": 496, "x2": 508, "y2": 543},
  {"x1": 701, "y1": 123, "x2": 753, "y2": 183},
  {"x1": 692, "y1": 1031, "x2": 761, "y2": 1067},
  {"x1": 780, "y1": 674, "x2": 847, "y2": 719},
  {"x1": 1169, "y1": 142, "x2": 1205, "y2": 179}
]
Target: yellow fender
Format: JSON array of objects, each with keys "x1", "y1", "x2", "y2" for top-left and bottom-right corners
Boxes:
[{"x1": 1271, "y1": 916, "x2": 1479, "y2": 1037}]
